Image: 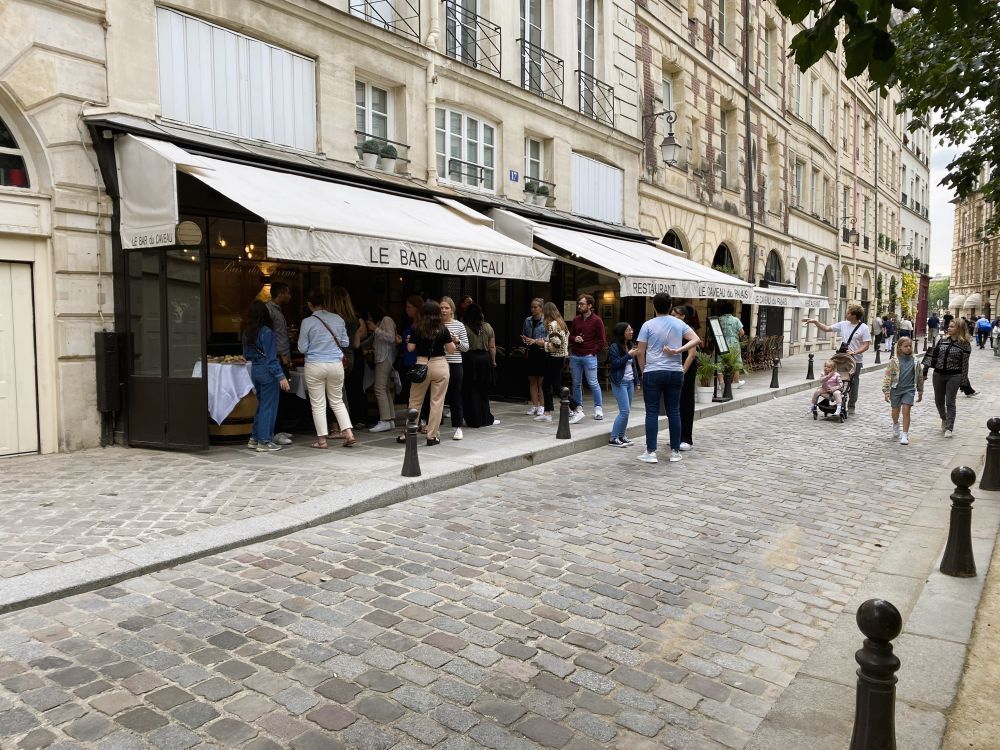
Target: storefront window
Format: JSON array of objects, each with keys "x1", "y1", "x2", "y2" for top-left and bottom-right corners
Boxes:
[
  {"x1": 128, "y1": 251, "x2": 163, "y2": 377},
  {"x1": 166, "y1": 248, "x2": 203, "y2": 378}
]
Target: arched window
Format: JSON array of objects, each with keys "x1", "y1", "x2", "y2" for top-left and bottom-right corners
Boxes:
[
  {"x1": 712, "y1": 243, "x2": 735, "y2": 271},
  {"x1": 0, "y1": 117, "x2": 30, "y2": 188},
  {"x1": 663, "y1": 230, "x2": 684, "y2": 252},
  {"x1": 764, "y1": 250, "x2": 783, "y2": 284}
]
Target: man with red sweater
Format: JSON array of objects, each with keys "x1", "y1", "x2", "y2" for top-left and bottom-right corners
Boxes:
[{"x1": 568, "y1": 294, "x2": 607, "y2": 424}]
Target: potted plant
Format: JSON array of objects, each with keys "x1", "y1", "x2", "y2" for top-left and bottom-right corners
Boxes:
[
  {"x1": 695, "y1": 352, "x2": 716, "y2": 404},
  {"x1": 379, "y1": 143, "x2": 398, "y2": 173},
  {"x1": 534, "y1": 184, "x2": 550, "y2": 206},
  {"x1": 361, "y1": 139, "x2": 382, "y2": 169},
  {"x1": 524, "y1": 181, "x2": 538, "y2": 202}
]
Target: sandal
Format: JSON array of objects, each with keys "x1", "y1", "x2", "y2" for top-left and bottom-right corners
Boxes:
[
  {"x1": 426, "y1": 437, "x2": 441, "y2": 447},
  {"x1": 395, "y1": 434, "x2": 407, "y2": 444},
  {"x1": 310, "y1": 440, "x2": 328, "y2": 449},
  {"x1": 328, "y1": 431, "x2": 344, "y2": 439},
  {"x1": 343, "y1": 437, "x2": 357, "y2": 448}
]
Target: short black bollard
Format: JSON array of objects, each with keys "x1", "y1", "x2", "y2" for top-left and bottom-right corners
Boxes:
[
  {"x1": 923, "y1": 337, "x2": 928, "y2": 352},
  {"x1": 769, "y1": 358, "x2": 780, "y2": 389},
  {"x1": 401, "y1": 408, "x2": 421, "y2": 477},
  {"x1": 721, "y1": 370, "x2": 734, "y2": 401},
  {"x1": 941, "y1": 466, "x2": 977, "y2": 577},
  {"x1": 556, "y1": 387, "x2": 571, "y2": 439},
  {"x1": 848, "y1": 598, "x2": 903, "y2": 750},
  {"x1": 806, "y1": 353, "x2": 815, "y2": 380},
  {"x1": 980, "y1": 418, "x2": 1000, "y2": 491},
  {"x1": 874, "y1": 346, "x2": 882, "y2": 364}
]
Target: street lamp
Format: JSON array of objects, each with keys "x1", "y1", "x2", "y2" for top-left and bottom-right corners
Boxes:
[
  {"x1": 840, "y1": 216, "x2": 860, "y2": 246},
  {"x1": 642, "y1": 109, "x2": 680, "y2": 166}
]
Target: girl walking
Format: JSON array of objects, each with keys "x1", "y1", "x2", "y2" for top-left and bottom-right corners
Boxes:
[
  {"x1": 882, "y1": 336, "x2": 923, "y2": 445},
  {"x1": 535, "y1": 302, "x2": 569, "y2": 423},
  {"x1": 608, "y1": 322, "x2": 638, "y2": 447},
  {"x1": 923, "y1": 319, "x2": 972, "y2": 438}
]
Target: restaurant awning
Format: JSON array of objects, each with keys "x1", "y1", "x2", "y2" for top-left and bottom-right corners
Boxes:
[
  {"x1": 950, "y1": 294, "x2": 967, "y2": 310},
  {"x1": 962, "y1": 293, "x2": 982, "y2": 310},
  {"x1": 751, "y1": 287, "x2": 830, "y2": 309},
  {"x1": 114, "y1": 135, "x2": 554, "y2": 282},
  {"x1": 491, "y1": 210, "x2": 753, "y2": 300}
]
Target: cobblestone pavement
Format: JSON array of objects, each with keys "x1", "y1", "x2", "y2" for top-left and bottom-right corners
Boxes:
[
  {"x1": 0, "y1": 350, "x2": 994, "y2": 749},
  {"x1": 0, "y1": 350, "x2": 819, "y2": 581}
]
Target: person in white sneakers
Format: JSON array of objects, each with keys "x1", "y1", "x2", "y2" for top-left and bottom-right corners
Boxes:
[
  {"x1": 568, "y1": 294, "x2": 607, "y2": 424},
  {"x1": 440, "y1": 297, "x2": 470, "y2": 440},
  {"x1": 520, "y1": 298, "x2": 548, "y2": 418},
  {"x1": 882, "y1": 336, "x2": 923, "y2": 445},
  {"x1": 635, "y1": 292, "x2": 701, "y2": 463}
]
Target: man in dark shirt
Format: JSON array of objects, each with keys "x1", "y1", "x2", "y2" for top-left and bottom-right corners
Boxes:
[
  {"x1": 927, "y1": 313, "x2": 940, "y2": 347},
  {"x1": 568, "y1": 294, "x2": 607, "y2": 424}
]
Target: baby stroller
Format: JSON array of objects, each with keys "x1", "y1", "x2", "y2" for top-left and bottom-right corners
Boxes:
[{"x1": 814, "y1": 352, "x2": 855, "y2": 422}]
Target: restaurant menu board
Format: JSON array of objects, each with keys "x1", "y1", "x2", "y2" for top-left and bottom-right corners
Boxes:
[{"x1": 708, "y1": 316, "x2": 729, "y2": 354}]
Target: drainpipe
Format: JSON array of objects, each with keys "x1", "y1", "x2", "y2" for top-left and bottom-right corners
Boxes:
[
  {"x1": 425, "y1": 1, "x2": 441, "y2": 187},
  {"x1": 743, "y1": 0, "x2": 755, "y2": 286},
  {"x1": 873, "y1": 88, "x2": 880, "y2": 317}
]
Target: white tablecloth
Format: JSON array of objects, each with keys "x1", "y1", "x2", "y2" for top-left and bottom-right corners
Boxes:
[{"x1": 192, "y1": 362, "x2": 254, "y2": 425}]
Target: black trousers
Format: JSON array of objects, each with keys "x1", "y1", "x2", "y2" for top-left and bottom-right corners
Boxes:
[
  {"x1": 542, "y1": 356, "x2": 565, "y2": 412},
  {"x1": 680, "y1": 363, "x2": 696, "y2": 444},
  {"x1": 462, "y1": 350, "x2": 495, "y2": 427},
  {"x1": 446, "y1": 362, "x2": 464, "y2": 427}
]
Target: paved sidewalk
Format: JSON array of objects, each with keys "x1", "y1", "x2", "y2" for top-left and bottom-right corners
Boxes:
[
  {"x1": 0, "y1": 349, "x2": 861, "y2": 607},
  {"x1": 0, "y1": 345, "x2": 987, "y2": 750}
]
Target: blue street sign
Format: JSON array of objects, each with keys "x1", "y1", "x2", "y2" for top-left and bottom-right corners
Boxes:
[{"x1": 509, "y1": 170, "x2": 519, "y2": 182}]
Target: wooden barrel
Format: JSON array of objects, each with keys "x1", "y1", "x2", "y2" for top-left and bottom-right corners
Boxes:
[{"x1": 209, "y1": 392, "x2": 259, "y2": 444}]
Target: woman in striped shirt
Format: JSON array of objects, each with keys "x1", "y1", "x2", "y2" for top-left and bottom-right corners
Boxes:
[{"x1": 439, "y1": 296, "x2": 470, "y2": 440}]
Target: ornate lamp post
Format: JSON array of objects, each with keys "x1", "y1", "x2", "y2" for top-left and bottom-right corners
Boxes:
[{"x1": 641, "y1": 109, "x2": 680, "y2": 167}]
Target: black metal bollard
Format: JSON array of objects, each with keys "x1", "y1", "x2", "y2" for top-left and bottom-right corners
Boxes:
[
  {"x1": 980, "y1": 418, "x2": 1000, "y2": 491},
  {"x1": 769, "y1": 358, "x2": 780, "y2": 389},
  {"x1": 806, "y1": 353, "x2": 815, "y2": 380},
  {"x1": 556, "y1": 387, "x2": 571, "y2": 439},
  {"x1": 941, "y1": 466, "x2": 977, "y2": 577},
  {"x1": 401, "y1": 408, "x2": 421, "y2": 477},
  {"x1": 874, "y1": 346, "x2": 882, "y2": 364},
  {"x1": 923, "y1": 337, "x2": 928, "y2": 353},
  {"x1": 848, "y1": 599, "x2": 903, "y2": 750},
  {"x1": 721, "y1": 371, "x2": 734, "y2": 401}
]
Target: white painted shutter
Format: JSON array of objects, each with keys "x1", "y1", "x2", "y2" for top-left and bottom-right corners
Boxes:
[{"x1": 571, "y1": 153, "x2": 623, "y2": 224}]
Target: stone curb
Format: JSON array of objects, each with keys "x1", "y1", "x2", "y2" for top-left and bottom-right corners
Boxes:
[{"x1": 0, "y1": 361, "x2": 887, "y2": 615}]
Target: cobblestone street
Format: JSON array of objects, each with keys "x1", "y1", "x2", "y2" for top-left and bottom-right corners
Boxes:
[{"x1": 0, "y1": 350, "x2": 996, "y2": 749}]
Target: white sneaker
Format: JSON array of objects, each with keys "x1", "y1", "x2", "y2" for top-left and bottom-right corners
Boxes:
[
  {"x1": 594, "y1": 406, "x2": 604, "y2": 421},
  {"x1": 568, "y1": 411, "x2": 584, "y2": 425},
  {"x1": 899, "y1": 432, "x2": 909, "y2": 445},
  {"x1": 369, "y1": 420, "x2": 394, "y2": 433},
  {"x1": 275, "y1": 434, "x2": 293, "y2": 445},
  {"x1": 669, "y1": 451, "x2": 682, "y2": 462},
  {"x1": 892, "y1": 423, "x2": 900, "y2": 438},
  {"x1": 638, "y1": 451, "x2": 658, "y2": 463},
  {"x1": 833, "y1": 405, "x2": 841, "y2": 416},
  {"x1": 533, "y1": 413, "x2": 553, "y2": 422},
  {"x1": 453, "y1": 428, "x2": 463, "y2": 440},
  {"x1": 491, "y1": 419, "x2": 501, "y2": 426},
  {"x1": 678, "y1": 442, "x2": 693, "y2": 452},
  {"x1": 276, "y1": 432, "x2": 292, "y2": 440},
  {"x1": 247, "y1": 438, "x2": 258, "y2": 449},
  {"x1": 944, "y1": 430, "x2": 954, "y2": 438}
]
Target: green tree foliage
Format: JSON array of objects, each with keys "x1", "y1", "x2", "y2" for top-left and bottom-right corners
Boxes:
[{"x1": 928, "y1": 277, "x2": 950, "y2": 309}]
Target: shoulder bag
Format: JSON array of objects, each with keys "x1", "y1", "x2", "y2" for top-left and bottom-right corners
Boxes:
[
  {"x1": 314, "y1": 313, "x2": 353, "y2": 375},
  {"x1": 837, "y1": 322, "x2": 863, "y2": 354}
]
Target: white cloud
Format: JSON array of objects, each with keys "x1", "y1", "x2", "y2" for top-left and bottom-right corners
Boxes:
[{"x1": 930, "y1": 142, "x2": 960, "y2": 276}]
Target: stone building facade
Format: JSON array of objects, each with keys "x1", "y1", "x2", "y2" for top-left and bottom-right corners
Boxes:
[{"x1": 950, "y1": 176, "x2": 997, "y2": 320}]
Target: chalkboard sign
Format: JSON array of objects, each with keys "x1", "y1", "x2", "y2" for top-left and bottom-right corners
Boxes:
[{"x1": 708, "y1": 316, "x2": 729, "y2": 354}]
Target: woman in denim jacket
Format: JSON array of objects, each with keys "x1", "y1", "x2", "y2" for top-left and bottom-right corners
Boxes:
[{"x1": 608, "y1": 322, "x2": 639, "y2": 447}]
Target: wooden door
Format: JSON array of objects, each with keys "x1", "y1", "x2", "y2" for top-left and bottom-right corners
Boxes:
[{"x1": 0, "y1": 262, "x2": 38, "y2": 456}]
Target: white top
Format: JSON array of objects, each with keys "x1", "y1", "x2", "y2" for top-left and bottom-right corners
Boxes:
[
  {"x1": 638, "y1": 315, "x2": 693, "y2": 373},
  {"x1": 444, "y1": 320, "x2": 470, "y2": 364},
  {"x1": 831, "y1": 320, "x2": 872, "y2": 363}
]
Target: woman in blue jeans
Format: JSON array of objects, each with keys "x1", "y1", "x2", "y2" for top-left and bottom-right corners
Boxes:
[
  {"x1": 608, "y1": 322, "x2": 638, "y2": 447},
  {"x1": 243, "y1": 301, "x2": 290, "y2": 452}
]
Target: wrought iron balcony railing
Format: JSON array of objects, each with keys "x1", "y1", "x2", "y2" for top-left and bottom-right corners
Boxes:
[
  {"x1": 517, "y1": 39, "x2": 564, "y2": 104},
  {"x1": 447, "y1": 157, "x2": 494, "y2": 191},
  {"x1": 577, "y1": 70, "x2": 614, "y2": 127},
  {"x1": 349, "y1": 0, "x2": 420, "y2": 41},
  {"x1": 354, "y1": 131, "x2": 411, "y2": 166},
  {"x1": 443, "y1": 0, "x2": 501, "y2": 77}
]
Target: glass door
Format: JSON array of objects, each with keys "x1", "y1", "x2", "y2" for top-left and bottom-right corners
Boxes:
[{"x1": 126, "y1": 248, "x2": 207, "y2": 450}]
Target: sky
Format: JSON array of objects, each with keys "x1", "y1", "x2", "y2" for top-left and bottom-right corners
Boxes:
[{"x1": 929, "y1": 140, "x2": 958, "y2": 277}]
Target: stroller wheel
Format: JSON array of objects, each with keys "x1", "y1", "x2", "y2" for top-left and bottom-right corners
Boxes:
[
  {"x1": 841, "y1": 410, "x2": 847, "y2": 422},
  {"x1": 813, "y1": 410, "x2": 818, "y2": 420}
]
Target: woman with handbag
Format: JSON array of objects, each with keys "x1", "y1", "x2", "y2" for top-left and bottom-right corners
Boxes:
[
  {"x1": 923, "y1": 318, "x2": 972, "y2": 438},
  {"x1": 397, "y1": 300, "x2": 455, "y2": 446},
  {"x1": 462, "y1": 304, "x2": 500, "y2": 428},
  {"x1": 366, "y1": 305, "x2": 398, "y2": 433},
  {"x1": 440, "y1": 296, "x2": 470, "y2": 440},
  {"x1": 534, "y1": 302, "x2": 568, "y2": 423},
  {"x1": 296, "y1": 289, "x2": 357, "y2": 448},
  {"x1": 243, "y1": 301, "x2": 291, "y2": 452},
  {"x1": 329, "y1": 287, "x2": 367, "y2": 430}
]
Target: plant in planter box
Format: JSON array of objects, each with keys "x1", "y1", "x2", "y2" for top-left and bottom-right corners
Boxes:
[
  {"x1": 361, "y1": 139, "x2": 382, "y2": 169},
  {"x1": 524, "y1": 181, "x2": 538, "y2": 201},
  {"x1": 534, "y1": 184, "x2": 550, "y2": 206},
  {"x1": 379, "y1": 143, "x2": 398, "y2": 173},
  {"x1": 695, "y1": 352, "x2": 717, "y2": 403}
]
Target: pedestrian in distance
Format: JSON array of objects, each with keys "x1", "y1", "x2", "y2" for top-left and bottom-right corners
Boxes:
[
  {"x1": 635, "y1": 292, "x2": 701, "y2": 464},
  {"x1": 926, "y1": 312, "x2": 940, "y2": 348},
  {"x1": 803, "y1": 304, "x2": 871, "y2": 411},
  {"x1": 297, "y1": 289, "x2": 357, "y2": 449},
  {"x1": 975, "y1": 314, "x2": 992, "y2": 349},
  {"x1": 882, "y1": 315, "x2": 895, "y2": 352},
  {"x1": 520, "y1": 298, "x2": 548, "y2": 417},
  {"x1": 923, "y1": 318, "x2": 971, "y2": 438},
  {"x1": 439, "y1": 296, "x2": 470, "y2": 440},
  {"x1": 899, "y1": 316, "x2": 913, "y2": 342},
  {"x1": 397, "y1": 294, "x2": 423, "y2": 410},
  {"x1": 365, "y1": 305, "x2": 398, "y2": 433},
  {"x1": 243, "y1": 300, "x2": 291, "y2": 452},
  {"x1": 810, "y1": 359, "x2": 844, "y2": 417},
  {"x1": 462, "y1": 304, "x2": 500, "y2": 429},
  {"x1": 329, "y1": 286, "x2": 367, "y2": 432},
  {"x1": 882, "y1": 336, "x2": 923, "y2": 445},
  {"x1": 266, "y1": 281, "x2": 294, "y2": 445},
  {"x1": 607, "y1": 322, "x2": 639, "y2": 448},
  {"x1": 535, "y1": 302, "x2": 569, "y2": 423},
  {"x1": 671, "y1": 305, "x2": 699, "y2": 451},
  {"x1": 568, "y1": 294, "x2": 607, "y2": 424},
  {"x1": 871, "y1": 314, "x2": 884, "y2": 354},
  {"x1": 400, "y1": 300, "x2": 455, "y2": 446},
  {"x1": 715, "y1": 301, "x2": 745, "y2": 388}
]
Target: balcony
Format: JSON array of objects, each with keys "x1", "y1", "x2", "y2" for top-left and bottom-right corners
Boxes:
[
  {"x1": 354, "y1": 131, "x2": 411, "y2": 172},
  {"x1": 444, "y1": 0, "x2": 501, "y2": 77},
  {"x1": 447, "y1": 157, "x2": 493, "y2": 191},
  {"x1": 523, "y1": 176, "x2": 556, "y2": 207},
  {"x1": 517, "y1": 39, "x2": 564, "y2": 104},
  {"x1": 350, "y1": 0, "x2": 420, "y2": 41},
  {"x1": 577, "y1": 70, "x2": 614, "y2": 127}
]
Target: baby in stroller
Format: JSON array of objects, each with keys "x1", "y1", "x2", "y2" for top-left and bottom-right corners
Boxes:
[{"x1": 811, "y1": 353, "x2": 855, "y2": 421}]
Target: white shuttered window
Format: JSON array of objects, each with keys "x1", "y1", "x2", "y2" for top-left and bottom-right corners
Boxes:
[
  {"x1": 571, "y1": 153, "x2": 623, "y2": 224},
  {"x1": 157, "y1": 8, "x2": 317, "y2": 151}
]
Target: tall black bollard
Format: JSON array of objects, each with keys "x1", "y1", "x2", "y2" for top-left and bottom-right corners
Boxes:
[
  {"x1": 874, "y1": 346, "x2": 882, "y2": 364},
  {"x1": 980, "y1": 418, "x2": 1000, "y2": 491},
  {"x1": 848, "y1": 599, "x2": 903, "y2": 750},
  {"x1": 941, "y1": 466, "x2": 977, "y2": 577},
  {"x1": 556, "y1": 387, "x2": 571, "y2": 439},
  {"x1": 769, "y1": 358, "x2": 780, "y2": 389},
  {"x1": 401, "y1": 408, "x2": 421, "y2": 477},
  {"x1": 806, "y1": 353, "x2": 815, "y2": 380}
]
